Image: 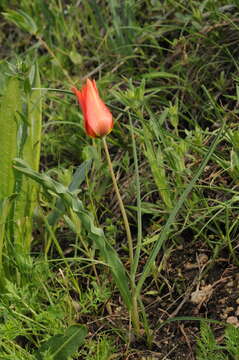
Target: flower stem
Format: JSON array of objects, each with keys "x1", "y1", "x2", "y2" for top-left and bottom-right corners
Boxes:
[
  {"x1": 102, "y1": 137, "x2": 134, "y2": 265},
  {"x1": 102, "y1": 137, "x2": 141, "y2": 335}
]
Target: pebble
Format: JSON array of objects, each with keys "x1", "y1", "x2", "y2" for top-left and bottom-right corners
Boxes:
[
  {"x1": 191, "y1": 285, "x2": 213, "y2": 304},
  {"x1": 226, "y1": 316, "x2": 239, "y2": 327}
]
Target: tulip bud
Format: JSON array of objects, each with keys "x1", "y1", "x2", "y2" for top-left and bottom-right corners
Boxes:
[{"x1": 72, "y1": 79, "x2": 113, "y2": 138}]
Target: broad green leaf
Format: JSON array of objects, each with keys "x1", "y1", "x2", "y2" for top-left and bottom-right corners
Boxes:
[
  {"x1": 37, "y1": 325, "x2": 87, "y2": 360},
  {"x1": 0, "y1": 77, "x2": 21, "y2": 199},
  {"x1": 13, "y1": 158, "x2": 131, "y2": 309}
]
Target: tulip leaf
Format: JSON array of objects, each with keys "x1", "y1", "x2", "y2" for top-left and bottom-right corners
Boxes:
[{"x1": 13, "y1": 158, "x2": 131, "y2": 309}]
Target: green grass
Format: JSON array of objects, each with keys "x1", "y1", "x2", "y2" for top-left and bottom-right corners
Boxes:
[{"x1": 1, "y1": 0, "x2": 239, "y2": 358}]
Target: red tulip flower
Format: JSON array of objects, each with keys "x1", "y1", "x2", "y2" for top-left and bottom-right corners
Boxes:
[{"x1": 72, "y1": 79, "x2": 113, "y2": 138}]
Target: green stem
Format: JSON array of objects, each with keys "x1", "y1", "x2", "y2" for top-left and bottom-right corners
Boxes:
[
  {"x1": 131, "y1": 289, "x2": 141, "y2": 335},
  {"x1": 103, "y1": 137, "x2": 141, "y2": 335},
  {"x1": 102, "y1": 137, "x2": 134, "y2": 266}
]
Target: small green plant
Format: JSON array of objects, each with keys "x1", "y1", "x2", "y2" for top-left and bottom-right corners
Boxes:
[
  {"x1": 197, "y1": 322, "x2": 239, "y2": 360},
  {"x1": 81, "y1": 336, "x2": 116, "y2": 360},
  {"x1": 197, "y1": 322, "x2": 227, "y2": 360}
]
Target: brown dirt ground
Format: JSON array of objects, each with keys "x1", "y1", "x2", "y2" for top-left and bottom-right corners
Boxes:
[{"x1": 87, "y1": 240, "x2": 239, "y2": 360}]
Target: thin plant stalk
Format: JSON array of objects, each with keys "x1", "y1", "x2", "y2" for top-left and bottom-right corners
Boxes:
[
  {"x1": 102, "y1": 137, "x2": 134, "y2": 265},
  {"x1": 102, "y1": 136, "x2": 140, "y2": 335}
]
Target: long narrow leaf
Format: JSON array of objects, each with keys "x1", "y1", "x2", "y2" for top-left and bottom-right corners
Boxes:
[{"x1": 129, "y1": 113, "x2": 142, "y2": 280}]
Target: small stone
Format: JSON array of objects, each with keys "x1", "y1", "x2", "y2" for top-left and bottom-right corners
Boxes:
[
  {"x1": 236, "y1": 307, "x2": 239, "y2": 316},
  {"x1": 223, "y1": 306, "x2": 234, "y2": 315},
  {"x1": 218, "y1": 297, "x2": 227, "y2": 305},
  {"x1": 197, "y1": 253, "x2": 208, "y2": 265},
  {"x1": 226, "y1": 316, "x2": 239, "y2": 327},
  {"x1": 220, "y1": 313, "x2": 227, "y2": 319},
  {"x1": 184, "y1": 262, "x2": 197, "y2": 270},
  {"x1": 191, "y1": 285, "x2": 213, "y2": 304}
]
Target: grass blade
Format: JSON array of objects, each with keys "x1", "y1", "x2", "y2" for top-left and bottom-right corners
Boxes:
[{"x1": 129, "y1": 113, "x2": 142, "y2": 279}]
